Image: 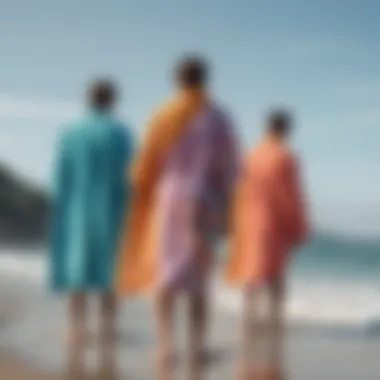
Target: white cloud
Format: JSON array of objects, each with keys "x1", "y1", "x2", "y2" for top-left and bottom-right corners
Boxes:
[{"x1": 0, "y1": 95, "x2": 79, "y2": 121}]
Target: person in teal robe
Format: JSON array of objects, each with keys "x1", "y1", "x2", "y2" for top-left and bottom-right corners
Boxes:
[{"x1": 49, "y1": 80, "x2": 134, "y2": 373}]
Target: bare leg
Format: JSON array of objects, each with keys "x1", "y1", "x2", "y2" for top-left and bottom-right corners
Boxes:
[
  {"x1": 187, "y1": 292, "x2": 208, "y2": 380},
  {"x1": 267, "y1": 278, "x2": 285, "y2": 370},
  {"x1": 155, "y1": 289, "x2": 175, "y2": 380},
  {"x1": 99, "y1": 292, "x2": 117, "y2": 377},
  {"x1": 237, "y1": 285, "x2": 261, "y2": 379},
  {"x1": 67, "y1": 293, "x2": 87, "y2": 375}
]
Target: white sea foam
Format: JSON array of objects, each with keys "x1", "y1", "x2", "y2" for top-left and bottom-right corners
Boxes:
[
  {"x1": 0, "y1": 251, "x2": 46, "y2": 283},
  {"x1": 1, "y1": 252, "x2": 380, "y2": 329},
  {"x1": 213, "y1": 277, "x2": 380, "y2": 328}
]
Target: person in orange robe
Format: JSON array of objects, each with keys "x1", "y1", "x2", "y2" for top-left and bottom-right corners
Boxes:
[{"x1": 225, "y1": 110, "x2": 309, "y2": 377}]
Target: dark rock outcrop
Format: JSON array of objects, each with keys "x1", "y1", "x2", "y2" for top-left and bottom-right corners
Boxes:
[{"x1": 0, "y1": 163, "x2": 50, "y2": 245}]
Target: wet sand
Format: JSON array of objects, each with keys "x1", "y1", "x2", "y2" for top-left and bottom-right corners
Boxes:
[{"x1": 0, "y1": 352, "x2": 56, "y2": 380}]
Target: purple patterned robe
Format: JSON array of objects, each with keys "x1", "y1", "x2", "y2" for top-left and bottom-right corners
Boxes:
[{"x1": 154, "y1": 103, "x2": 239, "y2": 294}]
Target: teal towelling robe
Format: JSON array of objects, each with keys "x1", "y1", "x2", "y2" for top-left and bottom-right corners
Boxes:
[{"x1": 49, "y1": 110, "x2": 134, "y2": 291}]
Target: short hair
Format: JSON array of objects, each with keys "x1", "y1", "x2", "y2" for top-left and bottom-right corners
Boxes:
[
  {"x1": 175, "y1": 55, "x2": 209, "y2": 87},
  {"x1": 267, "y1": 109, "x2": 292, "y2": 136},
  {"x1": 88, "y1": 79, "x2": 118, "y2": 110}
]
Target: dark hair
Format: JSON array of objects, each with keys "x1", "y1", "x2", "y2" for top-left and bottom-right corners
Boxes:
[
  {"x1": 175, "y1": 55, "x2": 209, "y2": 88},
  {"x1": 88, "y1": 79, "x2": 118, "y2": 110},
  {"x1": 267, "y1": 110, "x2": 292, "y2": 137}
]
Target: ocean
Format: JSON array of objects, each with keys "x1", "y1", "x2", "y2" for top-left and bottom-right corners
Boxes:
[
  {"x1": 0, "y1": 234, "x2": 379, "y2": 334},
  {"x1": 217, "y1": 234, "x2": 380, "y2": 334}
]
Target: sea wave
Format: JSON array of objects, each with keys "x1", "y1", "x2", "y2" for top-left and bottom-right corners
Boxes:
[
  {"x1": 0, "y1": 251, "x2": 46, "y2": 282},
  {"x1": 1, "y1": 251, "x2": 379, "y2": 333},
  {"x1": 213, "y1": 277, "x2": 380, "y2": 334}
]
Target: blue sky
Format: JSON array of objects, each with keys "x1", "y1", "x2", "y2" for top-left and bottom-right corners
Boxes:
[{"x1": 0, "y1": 0, "x2": 379, "y2": 235}]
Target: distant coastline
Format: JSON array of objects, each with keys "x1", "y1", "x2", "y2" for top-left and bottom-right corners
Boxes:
[
  {"x1": 0, "y1": 162, "x2": 49, "y2": 247},
  {"x1": 0, "y1": 160, "x2": 378, "y2": 251}
]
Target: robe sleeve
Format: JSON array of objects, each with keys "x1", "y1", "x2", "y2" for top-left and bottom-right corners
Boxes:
[
  {"x1": 112, "y1": 126, "x2": 135, "y2": 238},
  {"x1": 280, "y1": 154, "x2": 309, "y2": 246},
  {"x1": 128, "y1": 108, "x2": 163, "y2": 190},
  {"x1": 215, "y1": 114, "x2": 240, "y2": 234}
]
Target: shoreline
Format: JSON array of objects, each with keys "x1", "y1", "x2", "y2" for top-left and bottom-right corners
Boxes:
[
  {"x1": 0, "y1": 294, "x2": 379, "y2": 380},
  {"x1": 0, "y1": 256, "x2": 379, "y2": 379}
]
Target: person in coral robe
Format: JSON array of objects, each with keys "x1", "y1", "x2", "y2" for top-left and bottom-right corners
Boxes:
[{"x1": 225, "y1": 110, "x2": 308, "y2": 377}]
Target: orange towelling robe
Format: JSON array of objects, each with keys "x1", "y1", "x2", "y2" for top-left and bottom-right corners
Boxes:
[{"x1": 225, "y1": 137, "x2": 308, "y2": 286}]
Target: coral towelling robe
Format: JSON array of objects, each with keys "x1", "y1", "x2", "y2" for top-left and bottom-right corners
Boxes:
[{"x1": 225, "y1": 138, "x2": 308, "y2": 286}]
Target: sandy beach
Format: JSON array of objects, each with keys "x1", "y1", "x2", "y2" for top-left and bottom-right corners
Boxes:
[
  {"x1": 0, "y1": 256, "x2": 379, "y2": 380},
  {"x1": 0, "y1": 353, "x2": 59, "y2": 380}
]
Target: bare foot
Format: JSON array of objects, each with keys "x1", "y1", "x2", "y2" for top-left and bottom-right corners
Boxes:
[
  {"x1": 236, "y1": 361, "x2": 253, "y2": 380},
  {"x1": 99, "y1": 344, "x2": 116, "y2": 378},
  {"x1": 261, "y1": 366, "x2": 285, "y2": 380},
  {"x1": 65, "y1": 363, "x2": 88, "y2": 380},
  {"x1": 188, "y1": 349, "x2": 208, "y2": 380},
  {"x1": 188, "y1": 362, "x2": 203, "y2": 380},
  {"x1": 156, "y1": 349, "x2": 174, "y2": 380},
  {"x1": 97, "y1": 367, "x2": 119, "y2": 380}
]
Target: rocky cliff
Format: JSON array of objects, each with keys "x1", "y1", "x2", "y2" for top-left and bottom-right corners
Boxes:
[{"x1": 0, "y1": 163, "x2": 50, "y2": 245}]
